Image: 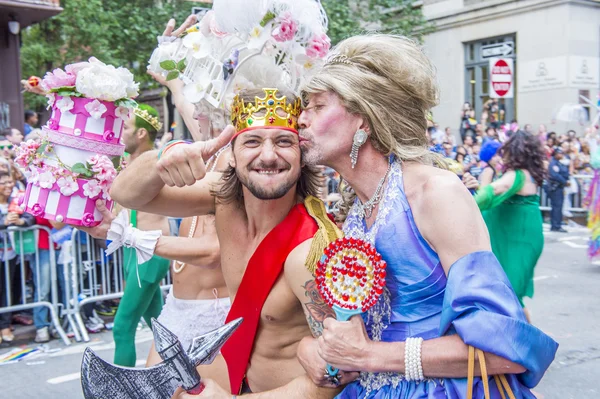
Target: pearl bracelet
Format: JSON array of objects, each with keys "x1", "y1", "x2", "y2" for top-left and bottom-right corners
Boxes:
[{"x1": 404, "y1": 337, "x2": 424, "y2": 381}]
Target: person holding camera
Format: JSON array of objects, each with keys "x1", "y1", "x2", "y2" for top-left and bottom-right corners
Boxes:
[{"x1": 0, "y1": 170, "x2": 35, "y2": 343}]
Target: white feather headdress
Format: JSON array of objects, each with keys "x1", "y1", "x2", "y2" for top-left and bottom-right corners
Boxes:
[{"x1": 148, "y1": 0, "x2": 329, "y2": 112}]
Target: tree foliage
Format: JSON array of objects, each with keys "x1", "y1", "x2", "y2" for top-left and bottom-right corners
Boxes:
[
  {"x1": 322, "y1": 0, "x2": 433, "y2": 45},
  {"x1": 21, "y1": 0, "x2": 431, "y2": 111},
  {"x1": 20, "y1": 0, "x2": 201, "y2": 110}
]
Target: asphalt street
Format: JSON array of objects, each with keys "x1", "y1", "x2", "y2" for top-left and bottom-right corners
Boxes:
[{"x1": 0, "y1": 224, "x2": 597, "y2": 399}]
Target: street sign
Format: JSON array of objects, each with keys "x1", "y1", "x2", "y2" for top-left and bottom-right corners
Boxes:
[
  {"x1": 489, "y1": 58, "x2": 514, "y2": 99},
  {"x1": 481, "y1": 41, "x2": 514, "y2": 59}
]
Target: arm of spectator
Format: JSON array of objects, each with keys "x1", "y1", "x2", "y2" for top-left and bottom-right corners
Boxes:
[
  {"x1": 461, "y1": 172, "x2": 479, "y2": 190},
  {"x1": 21, "y1": 77, "x2": 46, "y2": 96},
  {"x1": 0, "y1": 213, "x2": 8, "y2": 229},
  {"x1": 19, "y1": 212, "x2": 35, "y2": 227},
  {"x1": 148, "y1": 15, "x2": 202, "y2": 141},
  {"x1": 147, "y1": 72, "x2": 202, "y2": 141}
]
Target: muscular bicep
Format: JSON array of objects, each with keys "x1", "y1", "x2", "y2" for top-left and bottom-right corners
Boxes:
[
  {"x1": 135, "y1": 173, "x2": 221, "y2": 217},
  {"x1": 285, "y1": 240, "x2": 335, "y2": 337}
]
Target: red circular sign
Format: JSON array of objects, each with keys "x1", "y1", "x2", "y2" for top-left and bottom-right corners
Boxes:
[{"x1": 491, "y1": 59, "x2": 512, "y2": 97}]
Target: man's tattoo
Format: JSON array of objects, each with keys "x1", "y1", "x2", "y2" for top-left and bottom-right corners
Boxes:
[{"x1": 303, "y1": 279, "x2": 335, "y2": 337}]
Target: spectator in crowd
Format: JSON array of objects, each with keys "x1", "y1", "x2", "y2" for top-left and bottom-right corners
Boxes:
[
  {"x1": 545, "y1": 134, "x2": 557, "y2": 159},
  {"x1": 442, "y1": 141, "x2": 455, "y2": 159},
  {"x1": 443, "y1": 126, "x2": 455, "y2": 147},
  {"x1": 1, "y1": 128, "x2": 24, "y2": 146},
  {"x1": 459, "y1": 104, "x2": 477, "y2": 140},
  {"x1": 560, "y1": 140, "x2": 577, "y2": 217},
  {"x1": 524, "y1": 124, "x2": 533, "y2": 134},
  {"x1": 474, "y1": 123, "x2": 485, "y2": 140},
  {"x1": 537, "y1": 124, "x2": 547, "y2": 144},
  {"x1": 478, "y1": 140, "x2": 503, "y2": 185},
  {"x1": 0, "y1": 170, "x2": 35, "y2": 344},
  {"x1": 463, "y1": 134, "x2": 474, "y2": 152},
  {"x1": 472, "y1": 142, "x2": 481, "y2": 161},
  {"x1": 24, "y1": 111, "x2": 38, "y2": 137},
  {"x1": 430, "y1": 124, "x2": 445, "y2": 144},
  {"x1": 547, "y1": 148, "x2": 570, "y2": 232},
  {"x1": 31, "y1": 216, "x2": 67, "y2": 343},
  {"x1": 427, "y1": 127, "x2": 443, "y2": 154},
  {"x1": 453, "y1": 145, "x2": 472, "y2": 177},
  {"x1": 567, "y1": 130, "x2": 581, "y2": 152},
  {"x1": 575, "y1": 141, "x2": 592, "y2": 175},
  {"x1": 0, "y1": 136, "x2": 15, "y2": 161},
  {"x1": 483, "y1": 98, "x2": 504, "y2": 128},
  {"x1": 483, "y1": 126, "x2": 497, "y2": 143}
]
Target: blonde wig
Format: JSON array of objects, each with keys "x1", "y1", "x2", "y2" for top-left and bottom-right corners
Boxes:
[{"x1": 302, "y1": 34, "x2": 445, "y2": 218}]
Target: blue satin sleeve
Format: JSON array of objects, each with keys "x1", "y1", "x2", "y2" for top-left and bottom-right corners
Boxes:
[{"x1": 439, "y1": 251, "x2": 558, "y2": 388}]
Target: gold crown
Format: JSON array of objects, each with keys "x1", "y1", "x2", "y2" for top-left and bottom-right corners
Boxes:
[
  {"x1": 134, "y1": 107, "x2": 163, "y2": 131},
  {"x1": 231, "y1": 88, "x2": 301, "y2": 133}
]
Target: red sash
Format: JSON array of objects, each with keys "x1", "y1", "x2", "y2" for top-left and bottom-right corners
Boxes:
[{"x1": 221, "y1": 204, "x2": 318, "y2": 394}]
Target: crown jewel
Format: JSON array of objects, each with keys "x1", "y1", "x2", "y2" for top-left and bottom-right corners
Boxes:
[
  {"x1": 134, "y1": 107, "x2": 163, "y2": 131},
  {"x1": 231, "y1": 88, "x2": 301, "y2": 134}
]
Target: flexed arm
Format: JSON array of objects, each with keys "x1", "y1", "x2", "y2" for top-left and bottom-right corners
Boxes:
[{"x1": 110, "y1": 128, "x2": 233, "y2": 217}]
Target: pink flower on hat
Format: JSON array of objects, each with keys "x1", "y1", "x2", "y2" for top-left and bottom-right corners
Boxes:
[
  {"x1": 273, "y1": 12, "x2": 298, "y2": 42},
  {"x1": 14, "y1": 140, "x2": 40, "y2": 168},
  {"x1": 42, "y1": 68, "x2": 76, "y2": 90},
  {"x1": 306, "y1": 34, "x2": 331, "y2": 59},
  {"x1": 57, "y1": 176, "x2": 79, "y2": 197},
  {"x1": 31, "y1": 204, "x2": 43, "y2": 216},
  {"x1": 38, "y1": 170, "x2": 56, "y2": 189},
  {"x1": 85, "y1": 99, "x2": 108, "y2": 119},
  {"x1": 82, "y1": 179, "x2": 102, "y2": 198},
  {"x1": 82, "y1": 212, "x2": 96, "y2": 227}
]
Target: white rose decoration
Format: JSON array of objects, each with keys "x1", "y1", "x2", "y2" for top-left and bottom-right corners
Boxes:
[
  {"x1": 116, "y1": 66, "x2": 139, "y2": 98},
  {"x1": 76, "y1": 57, "x2": 138, "y2": 101}
]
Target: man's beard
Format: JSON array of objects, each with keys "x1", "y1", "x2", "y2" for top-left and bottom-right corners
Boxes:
[
  {"x1": 299, "y1": 131, "x2": 323, "y2": 166},
  {"x1": 124, "y1": 140, "x2": 137, "y2": 155},
  {"x1": 235, "y1": 162, "x2": 298, "y2": 200}
]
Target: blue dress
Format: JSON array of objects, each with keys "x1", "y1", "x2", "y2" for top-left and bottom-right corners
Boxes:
[{"x1": 336, "y1": 160, "x2": 558, "y2": 399}]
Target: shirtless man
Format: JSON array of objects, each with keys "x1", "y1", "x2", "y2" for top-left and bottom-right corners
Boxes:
[
  {"x1": 143, "y1": 58, "x2": 231, "y2": 379},
  {"x1": 110, "y1": 88, "x2": 342, "y2": 398},
  {"x1": 111, "y1": 104, "x2": 172, "y2": 367}
]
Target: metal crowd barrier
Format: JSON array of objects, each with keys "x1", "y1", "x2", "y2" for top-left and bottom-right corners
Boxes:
[
  {"x1": 0, "y1": 225, "x2": 70, "y2": 345},
  {"x1": 63, "y1": 229, "x2": 172, "y2": 343},
  {"x1": 539, "y1": 174, "x2": 593, "y2": 213}
]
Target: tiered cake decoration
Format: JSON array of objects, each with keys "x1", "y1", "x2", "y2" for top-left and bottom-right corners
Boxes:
[{"x1": 15, "y1": 57, "x2": 139, "y2": 227}]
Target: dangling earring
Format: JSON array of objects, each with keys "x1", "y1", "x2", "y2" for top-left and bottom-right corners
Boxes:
[{"x1": 350, "y1": 129, "x2": 368, "y2": 169}]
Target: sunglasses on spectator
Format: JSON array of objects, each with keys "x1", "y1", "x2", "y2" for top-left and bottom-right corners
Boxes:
[{"x1": 0, "y1": 144, "x2": 13, "y2": 150}]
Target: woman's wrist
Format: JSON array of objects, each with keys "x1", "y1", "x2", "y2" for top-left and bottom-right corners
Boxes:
[{"x1": 363, "y1": 340, "x2": 405, "y2": 373}]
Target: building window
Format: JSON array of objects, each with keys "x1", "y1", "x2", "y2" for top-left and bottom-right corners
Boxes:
[{"x1": 464, "y1": 35, "x2": 516, "y2": 127}]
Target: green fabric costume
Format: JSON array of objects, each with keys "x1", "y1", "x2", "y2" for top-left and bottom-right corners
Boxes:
[
  {"x1": 113, "y1": 209, "x2": 170, "y2": 366},
  {"x1": 475, "y1": 170, "x2": 543, "y2": 307}
]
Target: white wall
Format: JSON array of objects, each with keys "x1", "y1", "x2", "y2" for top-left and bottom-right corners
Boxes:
[{"x1": 423, "y1": 0, "x2": 599, "y2": 137}]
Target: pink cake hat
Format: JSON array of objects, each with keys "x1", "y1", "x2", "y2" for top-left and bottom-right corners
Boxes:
[{"x1": 16, "y1": 58, "x2": 139, "y2": 227}]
